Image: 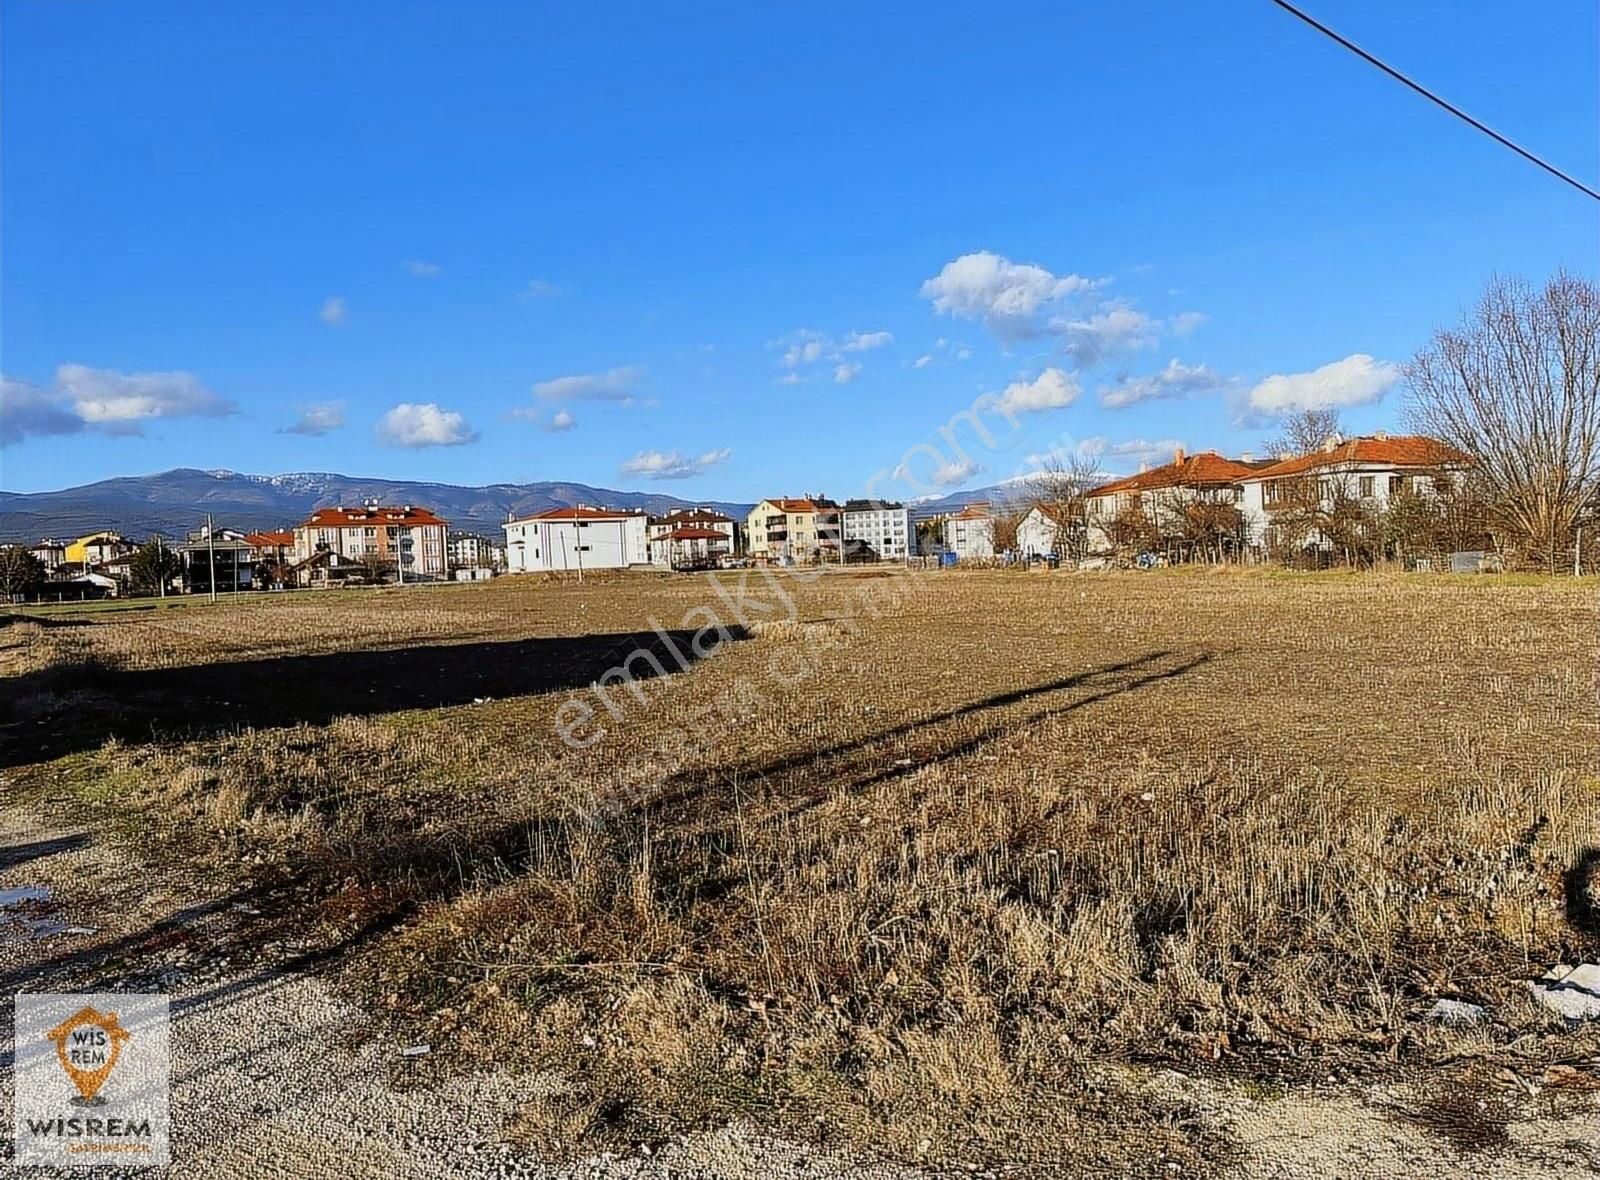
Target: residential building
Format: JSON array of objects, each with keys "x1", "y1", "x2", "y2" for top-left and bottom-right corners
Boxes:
[
  {"x1": 292, "y1": 502, "x2": 449, "y2": 580},
  {"x1": 943, "y1": 504, "x2": 995, "y2": 560},
  {"x1": 841, "y1": 500, "x2": 915, "y2": 561},
  {"x1": 503, "y1": 507, "x2": 650, "y2": 572},
  {"x1": 1084, "y1": 448, "x2": 1266, "y2": 553},
  {"x1": 745, "y1": 497, "x2": 841, "y2": 563},
  {"x1": 649, "y1": 526, "x2": 734, "y2": 570},
  {"x1": 1017, "y1": 504, "x2": 1068, "y2": 558},
  {"x1": 447, "y1": 532, "x2": 506, "y2": 571},
  {"x1": 178, "y1": 526, "x2": 255, "y2": 593},
  {"x1": 245, "y1": 529, "x2": 295, "y2": 565},
  {"x1": 648, "y1": 508, "x2": 739, "y2": 553},
  {"x1": 1239, "y1": 433, "x2": 1469, "y2": 552},
  {"x1": 64, "y1": 531, "x2": 132, "y2": 566},
  {"x1": 28, "y1": 539, "x2": 67, "y2": 572}
]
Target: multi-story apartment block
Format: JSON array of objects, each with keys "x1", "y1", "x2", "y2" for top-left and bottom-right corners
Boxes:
[
  {"x1": 292, "y1": 502, "x2": 448, "y2": 579},
  {"x1": 446, "y1": 532, "x2": 506, "y2": 570},
  {"x1": 745, "y1": 497, "x2": 841, "y2": 563},
  {"x1": 841, "y1": 499, "x2": 915, "y2": 560}
]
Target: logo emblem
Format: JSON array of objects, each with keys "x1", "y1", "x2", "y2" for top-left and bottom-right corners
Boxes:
[{"x1": 44, "y1": 1005, "x2": 132, "y2": 1106}]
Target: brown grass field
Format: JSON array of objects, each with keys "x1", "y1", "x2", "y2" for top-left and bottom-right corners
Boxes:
[{"x1": 3, "y1": 567, "x2": 1598, "y2": 1172}]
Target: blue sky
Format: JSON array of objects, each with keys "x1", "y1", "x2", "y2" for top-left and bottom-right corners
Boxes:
[{"x1": 2, "y1": 0, "x2": 1595, "y2": 500}]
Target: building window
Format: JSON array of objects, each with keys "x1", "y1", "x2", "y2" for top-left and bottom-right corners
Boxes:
[{"x1": 1358, "y1": 476, "x2": 1375, "y2": 498}]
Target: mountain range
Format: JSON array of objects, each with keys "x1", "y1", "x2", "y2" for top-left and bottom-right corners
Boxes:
[{"x1": 0, "y1": 468, "x2": 1027, "y2": 541}]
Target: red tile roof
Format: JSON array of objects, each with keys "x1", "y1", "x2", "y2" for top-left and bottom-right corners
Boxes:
[
  {"x1": 665, "y1": 526, "x2": 732, "y2": 541},
  {"x1": 513, "y1": 506, "x2": 646, "y2": 523},
  {"x1": 245, "y1": 530, "x2": 295, "y2": 547},
  {"x1": 299, "y1": 506, "x2": 446, "y2": 527},
  {"x1": 762, "y1": 498, "x2": 838, "y2": 514},
  {"x1": 950, "y1": 503, "x2": 992, "y2": 520},
  {"x1": 1089, "y1": 452, "x2": 1261, "y2": 497},
  {"x1": 659, "y1": 508, "x2": 734, "y2": 525},
  {"x1": 1245, "y1": 435, "x2": 1469, "y2": 480}
]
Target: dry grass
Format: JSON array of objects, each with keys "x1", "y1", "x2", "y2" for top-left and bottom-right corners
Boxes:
[{"x1": 4, "y1": 569, "x2": 1598, "y2": 1171}]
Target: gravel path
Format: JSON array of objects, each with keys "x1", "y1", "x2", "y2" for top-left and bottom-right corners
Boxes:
[{"x1": 2, "y1": 807, "x2": 1597, "y2": 1178}]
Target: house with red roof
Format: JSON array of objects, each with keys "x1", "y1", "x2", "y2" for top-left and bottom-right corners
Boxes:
[
  {"x1": 647, "y1": 507, "x2": 739, "y2": 555},
  {"x1": 1238, "y1": 433, "x2": 1469, "y2": 553},
  {"x1": 502, "y1": 506, "x2": 650, "y2": 573},
  {"x1": 1083, "y1": 447, "x2": 1269, "y2": 554},
  {"x1": 943, "y1": 502, "x2": 995, "y2": 560},
  {"x1": 291, "y1": 502, "x2": 448, "y2": 582}
]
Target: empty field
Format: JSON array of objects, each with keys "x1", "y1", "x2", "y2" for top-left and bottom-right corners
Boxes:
[{"x1": 3, "y1": 568, "x2": 1598, "y2": 1173}]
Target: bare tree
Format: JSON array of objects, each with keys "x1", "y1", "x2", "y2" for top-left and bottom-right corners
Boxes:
[
  {"x1": 0, "y1": 546, "x2": 45, "y2": 600},
  {"x1": 1264, "y1": 409, "x2": 1342, "y2": 459},
  {"x1": 1026, "y1": 451, "x2": 1102, "y2": 560},
  {"x1": 1406, "y1": 272, "x2": 1600, "y2": 572}
]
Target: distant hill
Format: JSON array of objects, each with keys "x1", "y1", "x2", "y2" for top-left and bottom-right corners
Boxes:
[{"x1": 0, "y1": 469, "x2": 754, "y2": 541}]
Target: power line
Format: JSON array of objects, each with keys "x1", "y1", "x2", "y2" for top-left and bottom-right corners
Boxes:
[{"x1": 1269, "y1": 0, "x2": 1600, "y2": 202}]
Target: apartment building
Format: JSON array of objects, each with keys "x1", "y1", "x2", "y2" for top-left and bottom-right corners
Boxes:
[
  {"x1": 745, "y1": 497, "x2": 841, "y2": 563},
  {"x1": 648, "y1": 507, "x2": 739, "y2": 551},
  {"x1": 1083, "y1": 448, "x2": 1267, "y2": 553},
  {"x1": 841, "y1": 500, "x2": 915, "y2": 560},
  {"x1": 292, "y1": 502, "x2": 449, "y2": 579},
  {"x1": 447, "y1": 532, "x2": 506, "y2": 570}
]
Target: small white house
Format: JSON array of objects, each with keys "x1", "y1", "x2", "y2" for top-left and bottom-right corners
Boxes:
[
  {"x1": 943, "y1": 504, "x2": 994, "y2": 560},
  {"x1": 1016, "y1": 505, "x2": 1064, "y2": 558},
  {"x1": 842, "y1": 500, "x2": 916, "y2": 560},
  {"x1": 503, "y1": 507, "x2": 651, "y2": 573}
]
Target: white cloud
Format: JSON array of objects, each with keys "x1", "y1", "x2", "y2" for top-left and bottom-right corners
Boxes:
[
  {"x1": 783, "y1": 335, "x2": 827, "y2": 368},
  {"x1": 533, "y1": 365, "x2": 645, "y2": 402},
  {"x1": 0, "y1": 377, "x2": 83, "y2": 446},
  {"x1": 520, "y1": 279, "x2": 560, "y2": 299},
  {"x1": 834, "y1": 362, "x2": 861, "y2": 384},
  {"x1": 1053, "y1": 306, "x2": 1159, "y2": 367},
  {"x1": 775, "y1": 372, "x2": 806, "y2": 386},
  {"x1": 2, "y1": 364, "x2": 236, "y2": 444},
  {"x1": 894, "y1": 453, "x2": 980, "y2": 488},
  {"x1": 1170, "y1": 311, "x2": 1206, "y2": 337},
  {"x1": 621, "y1": 447, "x2": 732, "y2": 480},
  {"x1": 404, "y1": 260, "x2": 441, "y2": 279},
  {"x1": 842, "y1": 330, "x2": 893, "y2": 353},
  {"x1": 955, "y1": 347, "x2": 973, "y2": 361},
  {"x1": 1101, "y1": 359, "x2": 1229, "y2": 409},
  {"x1": 320, "y1": 296, "x2": 348, "y2": 327},
  {"x1": 920, "y1": 251, "x2": 1098, "y2": 341},
  {"x1": 1082, "y1": 436, "x2": 1188, "y2": 466},
  {"x1": 1248, "y1": 353, "x2": 1400, "y2": 414},
  {"x1": 376, "y1": 402, "x2": 478, "y2": 447},
  {"x1": 546, "y1": 408, "x2": 576, "y2": 432},
  {"x1": 58, "y1": 364, "x2": 236, "y2": 433},
  {"x1": 282, "y1": 402, "x2": 346, "y2": 436},
  {"x1": 988, "y1": 367, "x2": 1080, "y2": 416},
  {"x1": 912, "y1": 354, "x2": 935, "y2": 369}
]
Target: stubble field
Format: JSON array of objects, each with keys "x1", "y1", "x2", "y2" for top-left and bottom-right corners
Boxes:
[{"x1": 3, "y1": 567, "x2": 1597, "y2": 1173}]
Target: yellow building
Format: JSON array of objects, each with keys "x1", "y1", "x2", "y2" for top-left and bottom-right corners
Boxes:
[
  {"x1": 64, "y1": 531, "x2": 131, "y2": 565},
  {"x1": 744, "y1": 497, "x2": 840, "y2": 563}
]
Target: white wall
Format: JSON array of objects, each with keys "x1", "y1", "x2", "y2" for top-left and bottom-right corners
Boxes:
[
  {"x1": 1016, "y1": 508, "x2": 1059, "y2": 557},
  {"x1": 842, "y1": 507, "x2": 914, "y2": 559},
  {"x1": 504, "y1": 516, "x2": 649, "y2": 572},
  {"x1": 944, "y1": 516, "x2": 994, "y2": 559}
]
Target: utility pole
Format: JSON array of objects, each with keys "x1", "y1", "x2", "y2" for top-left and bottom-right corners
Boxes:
[{"x1": 206, "y1": 514, "x2": 217, "y2": 604}]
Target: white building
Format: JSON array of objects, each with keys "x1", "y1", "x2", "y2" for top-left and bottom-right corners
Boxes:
[
  {"x1": 1238, "y1": 434, "x2": 1468, "y2": 552},
  {"x1": 648, "y1": 526, "x2": 734, "y2": 570},
  {"x1": 842, "y1": 500, "x2": 915, "y2": 560},
  {"x1": 447, "y1": 533, "x2": 505, "y2": 570},
  {"x1": 943, "y1": 504, "x2": 994, "y2": 560},
  {"x1": 1017, "y1": 505, "x2": 1066, "y2": 558},
  {"x1": 648, "y1": 508, "x2": 738, "y2": 554},
  {"x1": 503, "y1": 507, "x2": 650, "y2": 573},
  {"x1": 1083, "y1": 449, "x2": 1264, "y2": 554}
]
